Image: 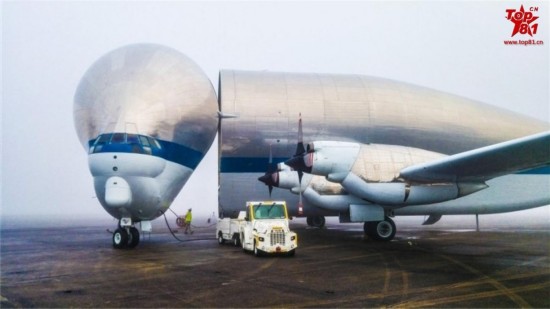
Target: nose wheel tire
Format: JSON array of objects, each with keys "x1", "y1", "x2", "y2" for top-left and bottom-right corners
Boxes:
[
  {"x1": 128, "y1": 227, "x2": 140, "y2": 248},
  {"x1": 113, "y1": 226, "x2": 140, "y2": 249},
  {"x1": 113, "y1": 228, "x2": 129, "y2": 249}
]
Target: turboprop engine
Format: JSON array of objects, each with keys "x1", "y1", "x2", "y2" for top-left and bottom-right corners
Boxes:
[{"x1": 286, "y1": 141, "x2": 488, "y2": 206}]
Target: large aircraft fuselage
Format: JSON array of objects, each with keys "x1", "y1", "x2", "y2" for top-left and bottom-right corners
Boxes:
[
  {"x1": 74, "y1": 45, "x2": 549, "y2": 225},
  {"x1": 218, "y1": 70, "x2": 549, "y2": 217}
]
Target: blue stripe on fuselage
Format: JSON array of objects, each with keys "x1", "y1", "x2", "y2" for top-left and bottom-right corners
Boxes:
[
  {"x1": 517, "y1": 166, "x2": 550, "y2": 175},
  {"x1": 156, "y1": 140, "x2": 204, "y2": 169},
  {"x1": 88, "y1": 138, "x2": 204, "y2": 170},
  {"x1": 221, "y1": 157, "x2": 550, "y2": 175},
  {"x1": 221, "y1": 157, "x2": 288, "y2": 173}
]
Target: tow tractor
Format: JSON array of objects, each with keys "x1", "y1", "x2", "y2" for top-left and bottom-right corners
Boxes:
[
  {"x1": 216, "y1": 201, "x2": 298, "y2": 256},
  {"x1": 216, "y1": 210, "x2": 245, "y2": 246}
]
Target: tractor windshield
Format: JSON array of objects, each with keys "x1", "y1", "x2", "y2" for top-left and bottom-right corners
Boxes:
[{"x1": 252, "y1": 203, "x2": 287, "y2": 219}]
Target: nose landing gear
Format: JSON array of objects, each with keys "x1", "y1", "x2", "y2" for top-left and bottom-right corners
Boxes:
[{"x1": 112, "y1": 220, "x2": 140, "y2": 249}]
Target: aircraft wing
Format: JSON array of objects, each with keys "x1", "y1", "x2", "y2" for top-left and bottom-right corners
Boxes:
[{"x1": 400, "y1": 131, "x2": 550, "y2": 183}]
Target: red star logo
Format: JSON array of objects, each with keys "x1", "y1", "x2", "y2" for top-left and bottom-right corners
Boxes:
[{"x1": 506, "y1": 5, "x2": 539, "y2": 37}]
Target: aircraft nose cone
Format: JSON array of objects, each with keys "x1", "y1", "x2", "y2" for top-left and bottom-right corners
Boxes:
[{"x1": 105, "y1": 176, "x2": 132, "y2": 207}]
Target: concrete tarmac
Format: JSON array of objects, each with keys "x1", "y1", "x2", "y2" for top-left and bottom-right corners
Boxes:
[{"x1": 1, "y1": 218, "x2": 549, "y2": 308}]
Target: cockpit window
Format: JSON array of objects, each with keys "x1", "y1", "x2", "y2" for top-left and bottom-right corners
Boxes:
[
  {"x1": 96, "y1": 134, "x2": 111, "y2": 144},
  {"x1": 148, "y1": 137, "x2": 161, "y2": 149},
  {"x1": 139, "y1": 135, "x2": 150, "y2": 147},
  {"x1": 110, "y1": 133, "x2": 126, "y2": 144},
  {"x1": 127, "y1": 133, "x2": 139, "y2": 144},
  {"x1": 90, "y1": 133, "x2": 162, "y2": 154}
]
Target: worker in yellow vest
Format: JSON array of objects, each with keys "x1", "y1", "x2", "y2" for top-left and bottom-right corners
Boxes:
[{"x1": 184, "y1": 208, "x2": 193, "y2": 234}]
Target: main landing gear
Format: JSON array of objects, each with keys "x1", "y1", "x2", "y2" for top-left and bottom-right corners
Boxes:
[
  {"x1": 364, "y1": 216, "x2": 396, "y2": 241},
  {"x1": 306, "y1": 216, "x2": 326, "y2": 228},
  {"x1": 112, "y1": 221, "x2": 140, "y2": 249}
]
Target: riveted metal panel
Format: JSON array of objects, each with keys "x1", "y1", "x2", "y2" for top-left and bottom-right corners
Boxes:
[{"x1": 219, "y1": 70, "x2": 549, "y2": 164}]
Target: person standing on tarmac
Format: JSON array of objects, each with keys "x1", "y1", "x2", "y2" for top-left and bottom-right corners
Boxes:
[{"x1": 184, "y1": 208, "x2": 193, "y2": 234}]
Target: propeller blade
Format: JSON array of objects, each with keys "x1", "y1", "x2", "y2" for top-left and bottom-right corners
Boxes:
[
  {"x1": 267, "y1": 143, "x2": 275, "y2": 173},
  {"x1": 258, "y1": 144, "x2": 277, "y2": 197},
  {"x1": 294, "y1": 113, "x2": 305, "y2": 157},
  {"x1": 298, "y1": 171, "x2": 304, "y2": 216},
  {"x1": 286, "y1": 113, "x2": 311, "y2": 173}
]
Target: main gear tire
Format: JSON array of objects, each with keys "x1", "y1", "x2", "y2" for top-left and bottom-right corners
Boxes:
[{"x1": 364, "y1": 217, "x2": 396, "y2": 241}]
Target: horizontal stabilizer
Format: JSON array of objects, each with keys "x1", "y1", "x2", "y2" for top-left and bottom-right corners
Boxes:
[{"x1": 400, "y1": 131, "x2": 550, "y2": 183}]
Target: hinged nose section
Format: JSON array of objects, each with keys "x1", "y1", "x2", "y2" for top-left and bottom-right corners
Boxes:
[{"x1": 105, "y1": 176, "x2": 132, "y2": 207}]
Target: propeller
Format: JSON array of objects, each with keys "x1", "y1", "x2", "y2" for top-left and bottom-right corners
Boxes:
[
  {"x1": 257, "y1": 144, "x2": 277, "y2": 197},
  {"x1": 286, "y1": 113, "x2": 308, "y2": 215},
  {"x1": 285, "y1": 113, "x2": 307, "y2": 183},
  {"x1": 258, "y1": 113, "x2": 308, "y2": 216}
]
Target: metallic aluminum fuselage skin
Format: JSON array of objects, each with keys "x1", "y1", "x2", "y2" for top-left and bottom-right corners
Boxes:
[
  {"x1": 73, "y1": 45, "x2": 548, "y2": 222},
  {"x1": 74, "y1": 44, "x2": 218, "y2": 221},
  {"x1": 219, "y1": 70, "x2": 549, "y2": 217}
]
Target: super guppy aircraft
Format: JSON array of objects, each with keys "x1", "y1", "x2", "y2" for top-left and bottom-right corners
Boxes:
[{"x1": 74, "y1": 44, "x2": 550, "y2": 248}]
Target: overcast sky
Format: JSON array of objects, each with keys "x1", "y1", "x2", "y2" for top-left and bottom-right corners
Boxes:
[{"x1": 2, "y1": 1, "x2": 549, "y2": 226}]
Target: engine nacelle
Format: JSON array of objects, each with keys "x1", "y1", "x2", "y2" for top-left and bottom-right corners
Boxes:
[
  {"x1": 302, "y1": 187, "x2": 363, "y2": 212},
  {"x1": 275, "y1": 170, "x2": 311, "y2": 193},
  {"x1": 288, "y1": 140, "x2": 488, "y2": 206},
  {"x1": 290, "y1": 141, "x2": 447, "y2": 183},
  {"x1": 304, "y1": 141, "x2": 361, "y2": 178},
  {"x1": 341, "y1": 173, "x2": 487, "y2": 206}
]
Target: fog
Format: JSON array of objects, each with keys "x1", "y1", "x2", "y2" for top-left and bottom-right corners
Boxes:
[{"x1": 2, "y1": 1, "x2": 549, "y2": 227}]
